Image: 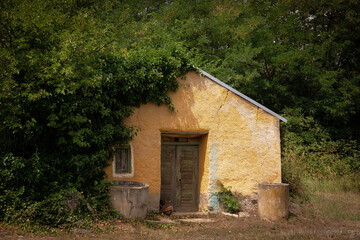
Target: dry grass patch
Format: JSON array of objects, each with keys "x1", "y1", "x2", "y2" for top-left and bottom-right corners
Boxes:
[
  {"x1": 310, "y1": 191, "x2": 360, "y2": 221},
  {"x1": 1, "y1": 176, "x2": 360, "y2": 239},
  {"x1": 302, "y1": 176, "x2": 360, "y2": 221},
  {"x1": 2, "y1": 214, "x2": 360, "y2": 240}
]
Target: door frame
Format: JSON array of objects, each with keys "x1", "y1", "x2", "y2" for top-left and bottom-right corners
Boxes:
[{"x1": 161, "y1": 142, "x2": 200, "y2": 212}]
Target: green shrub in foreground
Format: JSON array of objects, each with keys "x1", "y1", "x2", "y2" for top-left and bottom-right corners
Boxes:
[
  {"x1": 216, "y1": 181, "x2": 241, "y2": 214},
  {"x1": 1, "y1": 183, "x2": 121, "y2": 230}
]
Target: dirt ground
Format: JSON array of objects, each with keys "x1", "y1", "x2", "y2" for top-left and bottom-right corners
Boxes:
[{"x1": 1, "y1": 207, "x2": 360, "y2": 240}]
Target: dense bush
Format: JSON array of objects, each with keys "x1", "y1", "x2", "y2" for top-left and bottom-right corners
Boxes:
[
  {"x1": 281, "y1": 109, "x2": 360, "y2": 198},
  {"x1": 0, "y1": 0, "x2": 194, "y2": 228},
  {"x1": 282, "y1": 109, "x2": 359, "y2": 177}
]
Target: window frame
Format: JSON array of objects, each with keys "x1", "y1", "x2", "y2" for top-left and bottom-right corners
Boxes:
[{"x1": 112, "y1": 144, "x2": 134, "y2": 178}]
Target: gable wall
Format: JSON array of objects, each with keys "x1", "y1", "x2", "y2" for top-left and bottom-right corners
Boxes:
[{"x1": 104, "y1": 71, "x2": 281, "y2": 211}]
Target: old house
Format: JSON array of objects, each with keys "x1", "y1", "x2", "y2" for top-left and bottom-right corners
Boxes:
[{"x1": 104, "y1": 70, "x2": 287, "y2": 212}]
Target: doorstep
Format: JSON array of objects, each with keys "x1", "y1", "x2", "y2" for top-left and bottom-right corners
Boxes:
[{"x1": 172, "y1": 212, "x2": 208, "y2": 218}]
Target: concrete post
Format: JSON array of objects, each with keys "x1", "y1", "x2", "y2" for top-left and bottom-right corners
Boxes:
[{"x1": 258, "y1": 182, "x2": 289, "y2": 221}]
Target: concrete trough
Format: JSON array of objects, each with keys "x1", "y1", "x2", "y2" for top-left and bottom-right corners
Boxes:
[
  {"x1": 258, "y1": 182, "x2": 289, "y2": 221},
  {"x1": 109, "y1": 181, "x2": 149, "y2": 218}
]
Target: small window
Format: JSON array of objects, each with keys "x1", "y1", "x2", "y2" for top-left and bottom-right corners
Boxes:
[{"x1": 114, "y1": 145, "x2": 132, "y2": 175}]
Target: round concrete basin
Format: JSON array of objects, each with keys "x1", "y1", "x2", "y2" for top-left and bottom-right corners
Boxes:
[
  {"x1": 258, "y1": 182, "x2": 289, "y2": 221},
  {"x1": 109, "y1": 181, "x2": 149, "y2": 218}
]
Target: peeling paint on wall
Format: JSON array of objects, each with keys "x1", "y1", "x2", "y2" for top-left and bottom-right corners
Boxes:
[{"x1": 208, "y1": 142, "x2": 220, "y2": 212}]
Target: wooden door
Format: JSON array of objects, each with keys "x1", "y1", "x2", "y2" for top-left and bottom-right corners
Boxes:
[
  {"x1": 160, "y1": 145, "x2": 176, "y2": 207},
  {"x1": 161, "y1": 144, "x2": 199, "y2": 212}
]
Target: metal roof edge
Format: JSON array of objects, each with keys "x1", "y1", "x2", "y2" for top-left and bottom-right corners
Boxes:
[{"x1": 197, "y1": 69, "x2": 287, "y2": 123}]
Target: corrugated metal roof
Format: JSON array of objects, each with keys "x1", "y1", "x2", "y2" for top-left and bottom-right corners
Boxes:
[{"x1": 198, "y1": 69, "x2": 287, "y2": 123}]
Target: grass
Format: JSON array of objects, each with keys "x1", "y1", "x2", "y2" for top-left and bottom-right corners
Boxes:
[
  {"x1": 1, "y1": 173, "x2": 359, "y2": 239},
  {"x1": 310, "y1": 192, "x2": 360, "y2": 220},
  {"x1": 282, "y1": 148, "x2": 360, "y2": 222},
  {"x1": 1, "y1": 190, "x2": 360, "y2": 240},
  {"x1": 304, "y1": 175, "x2": 360, "y2": 193},
  {"x1": 303, "y1": 176, "x2": 360, "y2": 221}
]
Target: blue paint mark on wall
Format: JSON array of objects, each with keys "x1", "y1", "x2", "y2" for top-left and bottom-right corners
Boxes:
[{"x1": 208, "y1": 143, "x2": 220, "y2": 212}]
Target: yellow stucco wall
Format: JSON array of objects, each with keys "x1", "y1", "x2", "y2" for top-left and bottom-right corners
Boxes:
[{"x1": 104, "y1": 71, "x2": 282, "y2": 210}]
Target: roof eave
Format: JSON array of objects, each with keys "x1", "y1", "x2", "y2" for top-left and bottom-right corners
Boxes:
[{"x1": 197, "y1": 69, "x2": 287, "y2": 123}]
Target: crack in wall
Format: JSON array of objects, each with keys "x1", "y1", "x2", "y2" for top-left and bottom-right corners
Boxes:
[{"x1": 217, "y1": 90, "x2": 229, "y2": 113}]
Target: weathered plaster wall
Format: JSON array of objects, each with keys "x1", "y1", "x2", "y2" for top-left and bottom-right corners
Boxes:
[{"x1": 104, "y1": 71, "x2": 282, "y2": 211}]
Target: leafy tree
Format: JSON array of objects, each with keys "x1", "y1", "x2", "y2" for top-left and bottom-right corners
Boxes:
[
  {"x1": 144, "y1": 0, "x2": 359, "y2": 179},
  {"x1": 148, "y1": 0, "x2": 359, "y2": 140},
  {"x1": 0, "y1": 0, "x2": 193, "y2": 224}
]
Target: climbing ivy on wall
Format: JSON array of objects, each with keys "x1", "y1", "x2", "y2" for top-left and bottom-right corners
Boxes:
[{"x1": 0, "y1": 0, "x2": 194, "y2": 225}]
